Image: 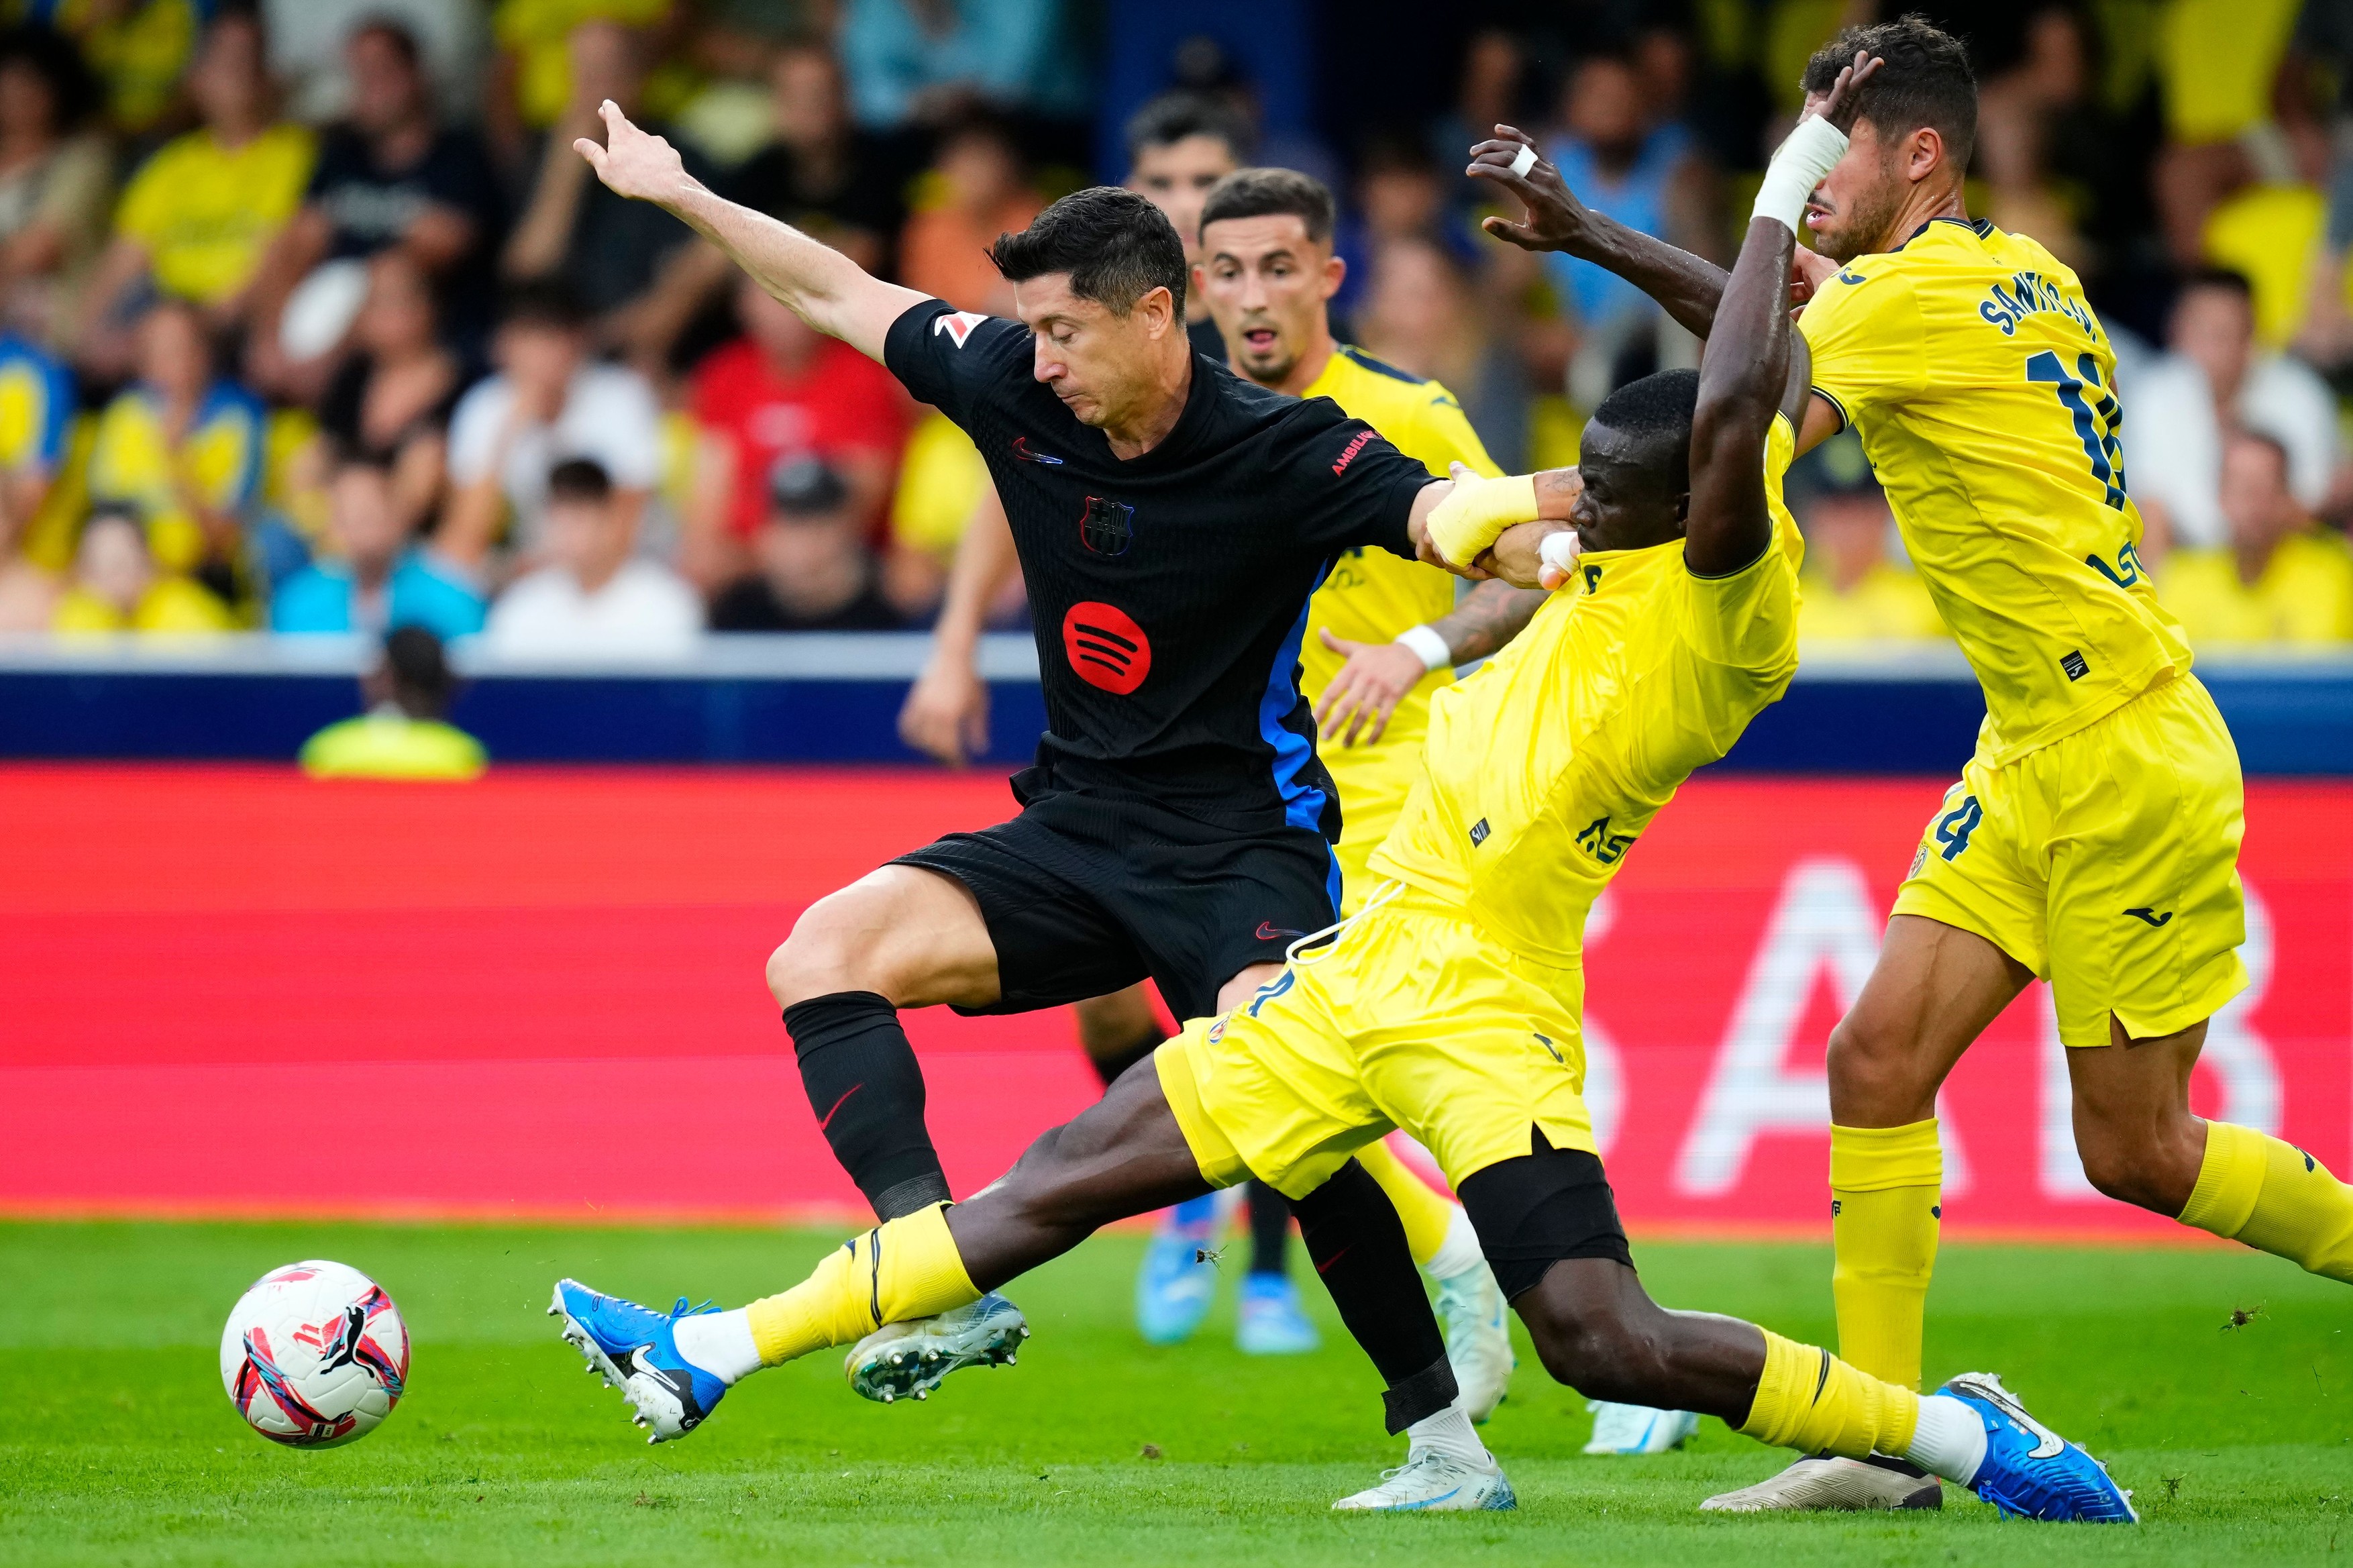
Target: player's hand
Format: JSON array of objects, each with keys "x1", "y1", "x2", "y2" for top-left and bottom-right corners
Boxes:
[
  {"x1": 1313, "y1": 629, "x2": 1428, "y2": 748},
  {"x1": 898, "y1": 652, "x2": 989, "y2": 767},
  {"x1": 1799, "y1": 50, "x2": 1883, "y2": 135},
  {"x1": 574, "y1": 101, "x2": 690, "y2": 207},
  {"x1": 1469, "y1": 125, "x2": 1592, "y2": 254},
  {"x1": 1789, "y1": 245, "x2": 1838, "y2": 309},
  {"x1": 1482, "y1": 521, "x2": 1567, "y2": 590},
  {"x1": 1425, "y1": 461, "x2": 1539, "y2": 572}
]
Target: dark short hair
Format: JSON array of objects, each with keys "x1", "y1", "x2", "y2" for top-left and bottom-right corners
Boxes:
[
  {"x1": 1125, "y1": 91, "x2": 1255, "y2": 166},
  {"x1": 989, "y1": 187, "x2": 1190, "y2": 315},
  {"x1": 546, "y1": 456, "x2": 613, "y2": 503},
  {"x1": 382, "y1": 625, "x2": 457, "y2": 715},
  {"x1": 334, "y1": 448, "x2": 397, "y2": 478},
  {"x1": 1200, "y1": 167, "x2": 1336, "y2": 246},
  {"x1": 348, "y1": 15, "x2": 422, "y2": 68},
  {"x1": 0, "y1": 25, "x2": 99, "y2": 131},
  {"x1": 1801, "y1": 15, "x2": 1977, "y2": 168},
  {"x1": 1591, "y1": 368, "x2": 1698, "y2": 492},
  {"x1": 2179, "y1": 265, "x2": 2255, "y2": 303},
  {"x1": 500, "y1": 278, "x2": 586, "y2": 331}
]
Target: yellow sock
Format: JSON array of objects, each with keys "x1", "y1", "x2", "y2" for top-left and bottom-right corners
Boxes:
[
  {"x1": 1357, "y1": 1139, "x2": 1454, "y2": 1268},
  {"x1": 1738, "y1": 1328, "x2": 1921, "y2": 1459},
  {"x1": 743, "y1": 1203, "x2": 980, "y2": 1366},
  {"x1": 1830, "y1": 1120, "x2": 1942, "y2": 1390},
  {"x1": 2181, "y1": 1120, "x2": 2353, "y2": 1283}
]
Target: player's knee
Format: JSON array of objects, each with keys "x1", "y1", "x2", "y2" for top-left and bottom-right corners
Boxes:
[
  {"x1": 766, "y1": 896, "x2": 872, "y2": 1008},
  {"x1": 1519, "y1": 1285, "x2": 1654, "y2": 1396},
  {"x1": 1826, "y1": 1013, "x2": 1932, "y2": 1119},
  {"x1": 2074, "y1": 1126, "x2": 2189, "y2": 1214}
]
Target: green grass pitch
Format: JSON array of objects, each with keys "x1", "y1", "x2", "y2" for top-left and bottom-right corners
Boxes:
[{"x1": 2, "y1": 1220, "x2": 2348, "y2": 1565}]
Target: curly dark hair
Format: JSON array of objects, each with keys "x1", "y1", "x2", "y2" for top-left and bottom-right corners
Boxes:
[{"x1": 1801, "y1": 14, "x2": 1977, "y2": 166}]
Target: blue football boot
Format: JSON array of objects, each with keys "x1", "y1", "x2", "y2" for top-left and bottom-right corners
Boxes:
[
  {"x1": 550, "y1": 1278, "x2": 728, "y2": 1443},
  {"x1": 1938, "y1": 1371, "x2": 2138, "y2": 1522},
  {"x1": 1236, "y1": 1271, "x2": 1321, "y2": 1355},
  {"x1": 1135, "y1": 1194, "x2": 1224, "y2": 1345}
]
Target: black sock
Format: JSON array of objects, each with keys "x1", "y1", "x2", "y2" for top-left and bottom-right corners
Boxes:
[
  {"x1": 784, "y1": 990, "x2": 951, "y2": 1220},
  {"x1": 1246, "y1": 1180, "x2": 1292, "y2": 1277},
  {"x1": 1292, "y1": 1159, "x2": 1458, "y2": 1433},
  {"x1": 1086, "y1": 1021, "x2": 1165, "y2": 1090}
]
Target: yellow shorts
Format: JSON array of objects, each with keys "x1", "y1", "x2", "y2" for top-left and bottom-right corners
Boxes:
[
  {"x1": 1892, "y1": 673, "x2": 2248, "y2": 1049},
  {"x1": 1324, "y1": 732, "x2": 1420, "y2": 917},
  {"x1": 1156, "y1": 890, "x2": 1595, "y2": 1200}
]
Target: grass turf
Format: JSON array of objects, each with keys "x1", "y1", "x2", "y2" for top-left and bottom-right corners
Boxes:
[{"x1": 1, "y1": 1220, "x2": 2348, "y2": 1565}]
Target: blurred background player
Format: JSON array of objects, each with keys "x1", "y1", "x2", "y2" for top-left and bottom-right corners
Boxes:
[
  {"x1": 900, "y1": 160, "x2": 1540, "y2": 1403},
  {"x1": 299, "y1": 623, "x2": 484, "y2": 780}
]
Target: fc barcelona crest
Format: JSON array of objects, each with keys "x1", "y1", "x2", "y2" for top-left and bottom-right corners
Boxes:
[{"x1": 1079, "y1": 495, "x2": 1135, "y2": 556}]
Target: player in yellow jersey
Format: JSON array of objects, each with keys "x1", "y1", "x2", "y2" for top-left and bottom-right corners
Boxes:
[
  {"x1": 563, "y1": 91, "x2": 2138, "y2": 1520},
  {"x1": 1467, "y1": 14, "x2": 2353, "y2": 1515},
  {"x1": 898, "y1": 162, "x2": 1543, "y2": 1403}
]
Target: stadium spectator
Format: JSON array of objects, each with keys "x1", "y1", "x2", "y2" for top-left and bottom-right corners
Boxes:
[
  {"x1": 1974, "y1": 5, "x2": 2096, "y2": 274},
  {"x1": 710, "y1": 454, "x2": 902, "y2": 631},
  {"x1": 896, "y1": 115, "x2": 1043, "y2": 316},
  {"x1": 836, "y1": 0, "x2": 1084, "y2": 131},
  {"x1": 52, "y1": 504, "x2": 235, "y2": 633},
  {"x1": 246, "y1": 17, "x2": 502, "y2": 399},
  {"x1": 484, "y1": 455, "x2": 702, "y2": 660},
  {"x1": 2161, "y1": 429, "x2": 2353, "y2": 646},
  {"x1": 305, "y1": 249, "x2": 462, "y2": 536},
  {"x1": 1539, "y1": 50, "x2": 1712, "y2": 407},
  {"x1": 299, "y1": 623, "x2": 486, "y2": 779},
  {"x1": 1426, "y1": 28, "x2": 1524, "y2": 189},
  {"x1": 0, "y1": 329, "x2": 74, "y2": 598},
  {"x1": 503, "y1": 19, "x2": 705, "y2": 335},
  {"x1": 2128, "y1": 268, "x2": 2348, "y2": 552},
  {"x1": 1788, "y1": 431, "x2": 1944, "y2": 643},
  {"x1": 271, "y1": 451, "x2": 484, "y2": 638},
  {"x1": 1355, "y1": 233, "x2": 1528, "y2": 473},
  {"x1": 85, "y1": 298, "x2": 267, "y2": 607},
  {"x1": 1333, "y1": 136, "x2": 1461, "y2": 321},
  {"x1": 441, "y1": 282, "x2": 661, "y2": 568},
  {"x1": 1123, "y1": 91, "x2": 1249, "y2": 356},
  {"x1": 28, "y1": 0, "x2": 202, "y2": 137},
  {"x1": 686, "y1": 269, "x2": 906, "y2": 588},
  {"x1": 486, "y1": 0, "x2": 672, "y2": 172},
  {"x1": 262, "y1": 0, "x2": 488, "y2": 127},
  {"x1": 0, "y1": 28, "x2": 113, "y2": 347},
  {"x1": 78, "y1": 9, "x2": 316, "y2": 380}
]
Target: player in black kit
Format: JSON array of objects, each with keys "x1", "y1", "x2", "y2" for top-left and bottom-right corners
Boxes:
[{"x1": 564, "y1": 103, "x2": 1536, "y2": 1505}]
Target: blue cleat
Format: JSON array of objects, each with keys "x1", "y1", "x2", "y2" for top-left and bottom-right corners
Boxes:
[
  {"x1": 1938, "y1": 1371, "x2": 2138, "y2": 1522},
  {"x1": 548, "y1": 1278, "x2": 728, "y2": 1443},
  {"x1": 1136, "y1": 1194, "x2": 1222, "y2": 1345},
  {"x1": 1236, "y1": 1271, "x2": 1320, "y2": 1355}
]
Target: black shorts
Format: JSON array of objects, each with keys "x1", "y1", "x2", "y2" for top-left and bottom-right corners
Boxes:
[
  {"x1": 1456, "y1": 1133, "x2": 1634, "y2": 1300},
  {"x1": 894, "y1": 781, "x2": 1340, "y2": 1023}
]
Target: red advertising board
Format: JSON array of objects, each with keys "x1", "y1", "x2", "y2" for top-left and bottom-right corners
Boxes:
[{"x1": 1, "y1": 766, "x2": 2344, "y2": 1237}]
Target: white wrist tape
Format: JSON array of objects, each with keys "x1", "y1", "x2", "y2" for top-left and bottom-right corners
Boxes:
[
  {"x1": 1750, "y1": 115, "x2": 1849, "y2": 234},
  {"x1": 1394, "y1": 623, "x2": 1452, "y2": 672},
  {"x1": 1508, "y1": 142, "x2": 1538, "y2": 178},
  {"x1": 1538, "y1": 530, "x2": 1581, "y2": 579}
]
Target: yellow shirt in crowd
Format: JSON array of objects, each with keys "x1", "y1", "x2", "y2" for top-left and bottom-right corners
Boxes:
[
  {"x1": 1798, "y1": 560, "x2": 1946, "y2": 642},
  {"x1": 1372, "y1": 416, "x2": 1803, "y2": 970},
  {"x1": 301, "y1": 710, "x2": 488, "y2": 781},
  {"x1": 113, "y1": 122, "x2": 315, "y2": 305},
  {"x1": 86, "y1": 381, "x2": 266, "y2": 573},
  {"x1": 52, "y1": 574, "x2": 232, "y2": 634},
  {"x1": 1799, "y1": 218, "x2": 2193, "y2": 766},
  {"x1": 2160, "y1": 533, "x2": 2353, "y2": 647}
]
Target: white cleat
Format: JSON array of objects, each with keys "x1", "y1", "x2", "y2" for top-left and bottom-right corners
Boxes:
[
  {"x1": 1584, "y1": 1400, "x2": 1700, "y2": 1455},
  {"x1": 845, "y1": 1291, "x2": 1029, "y2": 1404},
  {"x1": 1432, "y1": 1263, "x2": 1515, "y2": 1424},
  {"x1": 1700, "y1": 1453, "x2": 1942, "y2": 1512},
  {"x1": 1332, "y1": 1451, "x2": 1518, "y2": 1512}
]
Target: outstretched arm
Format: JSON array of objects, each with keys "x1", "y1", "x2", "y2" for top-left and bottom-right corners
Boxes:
[
  {"x1": 1687, "y1": 52, "x2": 1879, "y2": 577},
  {"x1": 574, "y1": 102, "x2": 925, "y2": 362}
]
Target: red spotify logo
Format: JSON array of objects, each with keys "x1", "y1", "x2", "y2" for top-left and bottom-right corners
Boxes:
[{"x1": 1062, "y1": 602, "x2": 1151, "y2": 694}]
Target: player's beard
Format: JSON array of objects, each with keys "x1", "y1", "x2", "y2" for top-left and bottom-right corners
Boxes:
[{"x1": 1812, "y1": 154, "x2": 1910, "y2": 264}]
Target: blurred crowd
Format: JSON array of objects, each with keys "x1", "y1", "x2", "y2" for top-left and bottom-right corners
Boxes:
[{"x1": 0, "y1": 0, "x2": 2348, "y2": 664}]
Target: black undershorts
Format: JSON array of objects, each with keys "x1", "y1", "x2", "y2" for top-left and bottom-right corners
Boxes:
[
  {"x1": 1456, "y1": 1132, "x2": 1635, "y2": 1300},
  {"x1": 893, "y1": 779, "x2": 1340, "y2": 1023}
]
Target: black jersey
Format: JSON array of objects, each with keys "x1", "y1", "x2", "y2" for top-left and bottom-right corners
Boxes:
[{"x1": 884, "y1": 297, "x2": 1434, "y2": 837}]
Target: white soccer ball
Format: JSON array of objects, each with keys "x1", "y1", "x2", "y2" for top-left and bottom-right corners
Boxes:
[{"x1": 219, "y1": 1260, "x2": 409, "y2": 1447}]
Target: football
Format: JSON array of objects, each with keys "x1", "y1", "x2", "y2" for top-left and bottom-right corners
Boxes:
[{"x1": 219, "y1": 1261, "x2": 409, "y2": 1448}]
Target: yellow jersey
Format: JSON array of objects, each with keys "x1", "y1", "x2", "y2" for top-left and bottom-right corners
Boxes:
[
  {"x1": 52, "y1": 574, "x2": 233, "y2": 635},
  {"x1": 2160, "y1": 533, "x2": 2353, "y2": 647},
  {"x1": 113, "y1": 123, "x2": 315, "y2": 305},
  {"x1": 1799, "y1": 560, "x2": 1947, "y2": 642},
  {"x1": 87, "y1": 380, "x2": 266, "y2": 574},
  {"x1": 301, "y1": 711, "x2": 488, "y2": 781},
  {"x1": 1296, "y1": 345, "x2": 1500, "y2": 740},
  {"x1": 1799, "y1": 219, "x2": 2193, "y2": 766},
  {"x1": 1371, "y1": 416, "x2": 1804, "y2": 970}
]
